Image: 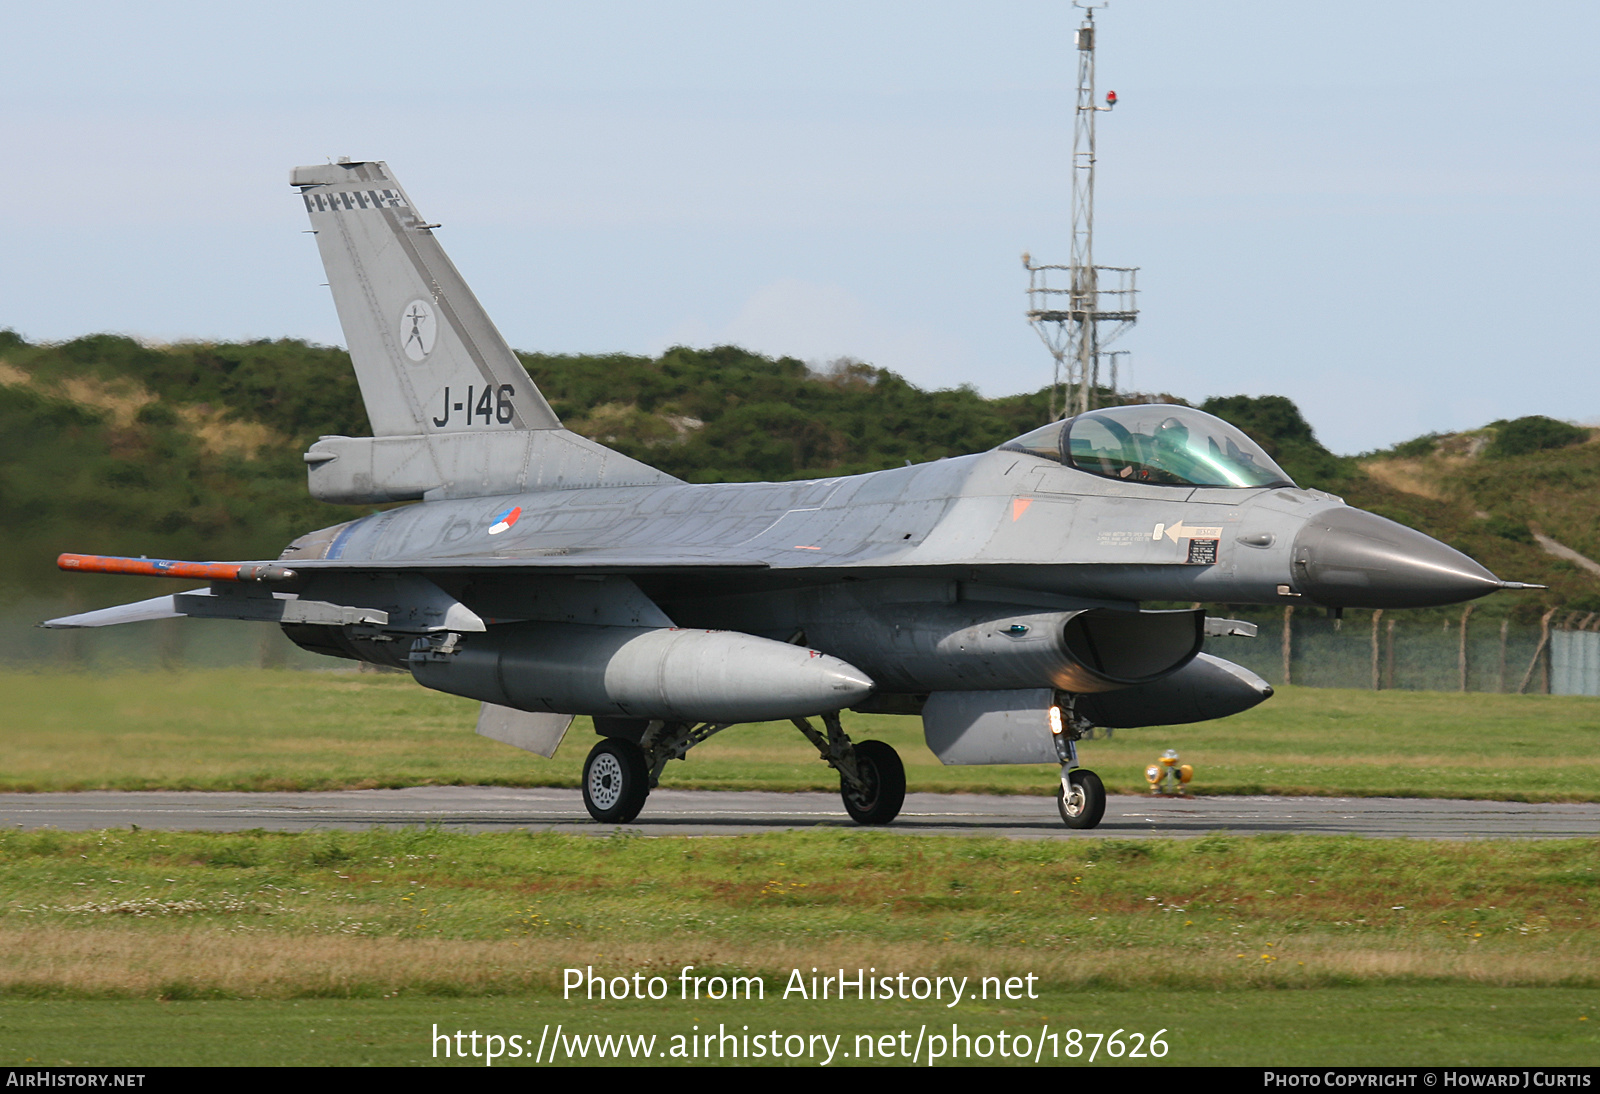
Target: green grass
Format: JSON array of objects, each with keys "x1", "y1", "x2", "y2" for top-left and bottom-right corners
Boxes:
[
  {"x1": 2, "y1": 827, "x2": 1597, "y2": 995},
  {"x1": 4, "y1": 988, "x2": 1598, "y2": 1066},
  {"x1": 3, "y1": 669, "x2": 1599, "y2": 800},
  {"x1": 2, "y1": 827, "x2": 1599, "y2": 1065}
]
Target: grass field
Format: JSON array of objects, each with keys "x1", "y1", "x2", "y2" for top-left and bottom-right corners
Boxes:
[
  {"x1": 6, "y1": 988, "x2": 1598, "y2": 1067},
  {"x1": 0, "y1": 827, "x2": 1597, "y2": 1065},
  {"x1": 6, "y1": 670, "x2": 1600, "y2": 1066},
  {"x1": 3, "y1": 668, "x2": 1599, "y2": 801}
]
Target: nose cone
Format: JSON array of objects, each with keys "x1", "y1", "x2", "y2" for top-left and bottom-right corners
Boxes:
[{"x1": 1292, "y1": 506, "x2": 1504, "y2": 608}]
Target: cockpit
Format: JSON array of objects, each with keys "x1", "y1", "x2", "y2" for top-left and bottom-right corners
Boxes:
[{"x1": 998, "y1": 405, "x2": 1295, "y2": 489}]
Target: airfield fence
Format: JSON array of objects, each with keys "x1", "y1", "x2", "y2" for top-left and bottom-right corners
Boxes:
[
  {"x1": 1208, "y1": 606, "x2": 1600, "y2": 697},
  {"x1": 4, "y1": 601, "x2": 1598, "y2": 696}
]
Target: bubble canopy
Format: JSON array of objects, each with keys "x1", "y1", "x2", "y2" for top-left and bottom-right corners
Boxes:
[{"x1": 998, "y1": 405, "x2": 1295, "y2": 489}]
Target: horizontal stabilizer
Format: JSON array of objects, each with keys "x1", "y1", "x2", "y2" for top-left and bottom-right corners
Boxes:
[
  {"x1": 176, "y1": 590, "x2": 389, "y2": 628},
  {"x1": 40, "y1": 595, "x2": 183, "y2": 629},
  {"x1": 40, "y1": 590, "x2": 391, "y2": 629}
]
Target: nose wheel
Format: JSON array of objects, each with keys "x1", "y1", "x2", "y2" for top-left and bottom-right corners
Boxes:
[
  {"x1": 583, "y1": 738, "x2": 650, "y2": 823},
  {"x1": 1057, "y1": 768, "x2": 1105, "y2": 830}
]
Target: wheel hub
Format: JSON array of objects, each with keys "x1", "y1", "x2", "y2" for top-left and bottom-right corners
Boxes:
[
  {"x1": 588, "y1": 753, "x2": 624, "y2": 810},
  {"x1": 846, "y1": 764, "x2": 878, "y2": 809},
  {"x1": 1062, "y1": 783, "x2": 1087, "y2": 817}
]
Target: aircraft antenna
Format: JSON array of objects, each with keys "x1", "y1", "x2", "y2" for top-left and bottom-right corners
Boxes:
[{"x1": 1024, "y1": 2, "x2": 1139, "y2": 421}]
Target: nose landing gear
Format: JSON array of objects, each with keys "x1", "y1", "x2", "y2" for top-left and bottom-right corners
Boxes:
[
  {"x1": 1057, "y1": 767, "x2": 1106, "y2": 829},
  {"x1": 1051, "y1": 695, "x2": 1106, "y2": 830}
]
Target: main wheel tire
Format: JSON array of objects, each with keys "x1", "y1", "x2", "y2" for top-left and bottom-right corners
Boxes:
[
  {"x1": 582, "y1": 739, "x2": 650, "y2": 823},
  {"x1": 1057, "y1": 769, "x2": 1106, "y2": 830},
  {"x1": 841, "y1": 740, "x2": 906, "y2": 825}
]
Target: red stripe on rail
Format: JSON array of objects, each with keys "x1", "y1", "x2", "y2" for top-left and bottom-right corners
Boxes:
[{"x1": 56, "y1": 554, "x2": 246, "y2": 582}]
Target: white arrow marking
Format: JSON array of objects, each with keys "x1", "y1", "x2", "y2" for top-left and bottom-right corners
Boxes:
[{"x1": 1162, "y1": 520, "x2": 1224, "y2": 543}]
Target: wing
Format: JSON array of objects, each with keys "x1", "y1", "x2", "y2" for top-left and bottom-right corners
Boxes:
[{"x1": 41, "y1": 552, "x2": 767, "y2": 630}]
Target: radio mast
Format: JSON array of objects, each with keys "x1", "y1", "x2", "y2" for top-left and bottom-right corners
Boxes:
[{"x1": 1024, "y1": 3, "x2": 1138, "y2": 421}]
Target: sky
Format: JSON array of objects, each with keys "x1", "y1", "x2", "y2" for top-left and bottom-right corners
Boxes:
[{"x1": 2, "y1": 0, "x2": 1595, "y2": 454}]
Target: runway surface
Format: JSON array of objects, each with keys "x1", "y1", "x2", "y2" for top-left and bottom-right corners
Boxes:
[{"x1": 1, "y1": 787, "x2": 1596, "y2": 839}]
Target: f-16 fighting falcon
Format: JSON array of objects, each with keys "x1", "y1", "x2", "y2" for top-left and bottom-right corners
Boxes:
[{"x1": 44, "y1": 160, "x2": 1539, "y2": 829}]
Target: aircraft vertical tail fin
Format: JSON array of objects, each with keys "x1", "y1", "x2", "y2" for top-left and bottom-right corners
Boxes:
[
  {"x1": 291, "y1": 160, "x2": 560, "y2": 437},
  {"x1": 292, "y1": 159, "x2": 676, "y2": 503}
]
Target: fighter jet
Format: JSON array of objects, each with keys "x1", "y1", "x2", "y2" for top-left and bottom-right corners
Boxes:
[{"x1": 44, "y1": 160, "x2": 1537, "y2": 830}]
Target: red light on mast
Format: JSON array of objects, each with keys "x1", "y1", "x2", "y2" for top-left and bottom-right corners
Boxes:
[{"x1": 1105, "y1": 90, "x2": 1118, "y2": 106}]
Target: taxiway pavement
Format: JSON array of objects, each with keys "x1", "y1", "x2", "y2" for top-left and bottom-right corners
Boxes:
[{"x1": 1, "y1": 787, "x2": 1596, "y2": 839}]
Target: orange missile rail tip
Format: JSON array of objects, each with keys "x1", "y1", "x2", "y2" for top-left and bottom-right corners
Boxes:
[{"x1": 56, "y1": 554, "x2": 295, "y2": 583}]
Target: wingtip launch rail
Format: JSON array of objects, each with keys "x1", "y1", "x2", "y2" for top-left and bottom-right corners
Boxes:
[{"x1": 56, "y1": 554, "x2": 297, "y2": 584}]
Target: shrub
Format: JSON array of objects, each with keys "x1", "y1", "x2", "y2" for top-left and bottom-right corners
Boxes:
[
  {"x1": 1390, "y1": 433, "x2": 1441, "y2": 458},
  {"x1": 1487, "y1": 416, "x2": 1586, "y2": 458},
  {"x1": 1483, "y1": 514, "x2": 1533, "y2": 543}
]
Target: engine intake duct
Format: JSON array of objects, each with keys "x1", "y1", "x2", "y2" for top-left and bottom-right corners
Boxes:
[
  {"x1": 1059, "y1": 608, "x2": 1205, "y2": 689},
  {"x1": 408, "y1": 622, "x2": 874, "y2": 723},
  {"x1": 1070, "y1": 653, "x2": 1273, "y2": 727},
  {"x1": 807, "y1": 605, "x2": 1204, "y2": 694}
]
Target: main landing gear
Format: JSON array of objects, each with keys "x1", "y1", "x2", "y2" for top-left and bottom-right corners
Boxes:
[
  {"x1": 580, "y1": 713, "x2": 905, "y2": 827},
  {"x1": 792, "y1": 711, "x2": 906, "y2": 826},
  {"x1": 582, "y1": 738, "x2": 650, "y2": 823},
  {"x1": 581, "y1": 719, "x2": 732, "y2": 824}
]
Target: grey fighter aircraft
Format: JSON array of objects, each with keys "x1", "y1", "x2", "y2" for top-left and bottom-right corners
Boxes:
[{"x1": 45, "y1": 160, "x2": 1537, "y2": 830}]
